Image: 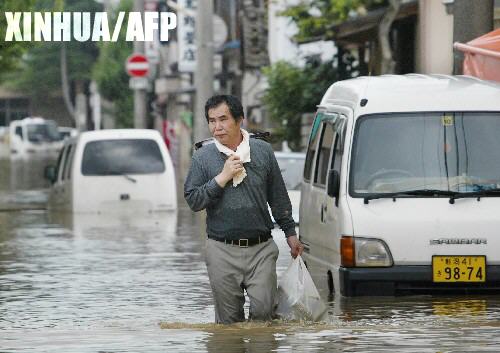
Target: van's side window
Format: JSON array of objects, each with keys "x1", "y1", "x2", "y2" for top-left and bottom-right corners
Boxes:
[
  {"x1": 15, "y1": 126, "x2": 23, "y2": 140},
  {"x1": 331, "y1": 117, "x2": 347, "y2": 173},
  {"x1": 65, "y1": 144, "x2": 75, "y2": 180},
  {"x1": 303, "y1": 113, "x2": 323, "y2": 181},
  {"x1": 56, "y1": 146, "x2": 69, "y2": 182},
  {"x1": 314, "y1": 122, "x2": 335, "y2": 187},
  {"x1": 62, "y1": 145, "x2": 73, "y2": 180},
  {"x1": 54, "y1": 147, "x2": 65, "y2": 182}
]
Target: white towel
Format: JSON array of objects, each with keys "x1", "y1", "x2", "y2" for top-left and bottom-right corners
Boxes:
[{"x1": 214, "y1": 128, "x2": 251, "y2": 187}]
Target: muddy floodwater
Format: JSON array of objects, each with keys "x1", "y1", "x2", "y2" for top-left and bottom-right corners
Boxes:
[{"x1": 1, "y1": 158, "x2": 500, "y2": 352}]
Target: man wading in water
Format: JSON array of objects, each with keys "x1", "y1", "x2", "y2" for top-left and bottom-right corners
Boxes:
[{"x1": 184, "y1": 95, "x2": 304, "y2": 324}]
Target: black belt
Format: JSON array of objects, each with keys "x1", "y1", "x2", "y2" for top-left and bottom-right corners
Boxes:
[{"x1": 208, "y1": 233, "x2": 271, "y2": 247}]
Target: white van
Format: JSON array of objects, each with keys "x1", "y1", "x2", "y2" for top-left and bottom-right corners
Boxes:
[
  {"x1": 300, "y1": 74, "x2": 500, "y2": 296},
  {"x1": 9, "y1": 117, "x2": 63, "y2": 159},
  {"x1": 45, "y1": 129, "x2": 177, "y2": 213}
]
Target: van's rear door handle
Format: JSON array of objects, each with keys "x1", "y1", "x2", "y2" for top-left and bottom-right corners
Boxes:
[{"x1": 301, "y1": 241, "x2": 311, "y2": 253}]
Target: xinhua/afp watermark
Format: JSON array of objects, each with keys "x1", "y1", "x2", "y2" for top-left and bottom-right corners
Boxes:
[{"x1": 3, "y1": 12, "x2": 177, "y2": 42}]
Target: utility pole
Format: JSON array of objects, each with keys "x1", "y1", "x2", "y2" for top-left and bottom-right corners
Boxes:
[
  {"x1": 133, "y1": 0, "x2": 148, "y2": 128},
  {"x1": 453, "y1": 0, "x2": 493, "y2": 74},
  {"x1": 90, "y1": 81, "x2": 101, "y2": 130},
  {"x1": 193, "y1": 0, "x2": 214, "y2": 143}
]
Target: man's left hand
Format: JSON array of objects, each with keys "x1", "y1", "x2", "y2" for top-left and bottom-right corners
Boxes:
[{"x1": 286, "y1": 235, "x2": 304, "y2": 259}]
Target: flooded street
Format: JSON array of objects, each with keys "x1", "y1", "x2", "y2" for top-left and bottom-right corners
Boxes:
[{"x1": 1, "y1": 158, "x2": 500, "y2": 352}]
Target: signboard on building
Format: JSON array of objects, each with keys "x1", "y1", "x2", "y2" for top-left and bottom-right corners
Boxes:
[
  {"x1": 145, "y1": 0, "x2": 160, "y2": 64},
  {"x1": 242, "y1": 0, "x2": 269, "y2": 69},
  {"x1": 177, "y1": 0, "x2": 197, "y2": 72}
]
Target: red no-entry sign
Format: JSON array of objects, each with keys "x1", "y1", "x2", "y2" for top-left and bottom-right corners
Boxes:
[{"x1": 126, "y1": 54, "x2": 149, "y2": 77}]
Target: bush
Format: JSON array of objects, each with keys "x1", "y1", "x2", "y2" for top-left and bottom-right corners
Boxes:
[{"x1": 263, "y1": 57, "x2": 339, "y2": 150}]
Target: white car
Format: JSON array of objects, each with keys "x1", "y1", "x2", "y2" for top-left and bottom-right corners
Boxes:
[
  {"x1": 45, "y1": 129, "x2": 177, "y2": 213},
  {"x1": 270, "y1": 151, "x2": 305, "y2": 225},
  {"x1": 58, "y1": 126, "x2": 78, "y2": 140}
]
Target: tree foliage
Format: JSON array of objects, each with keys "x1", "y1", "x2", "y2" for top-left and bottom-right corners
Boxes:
[
  {"x1": 0, "y1": 0, "x2": 36, "y2": 77},
  {"x1": 92, "y1": 0, "x2": 134, "y2": 128},
  {"x1": 263, "y1": 58, "x2": 339, "y2": 150},
  {"x1": 3, "y1": 0, "x2": 134, "y2": 127},
  {"x1": 5, "y1": 0, "x2": 101, "y2": 97},
  {"x1": 281, "y1": 0, "x2": 387, "y2": 42}
]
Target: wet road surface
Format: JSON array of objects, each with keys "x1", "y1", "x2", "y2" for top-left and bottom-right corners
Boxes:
[{"x1": 1, "y1": 158, "x2": 500, "y2": 352}]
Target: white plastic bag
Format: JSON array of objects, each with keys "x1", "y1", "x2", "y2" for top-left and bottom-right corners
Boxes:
[{"x1": 276, "y1": 256, "x2": 327, "y2": 321}]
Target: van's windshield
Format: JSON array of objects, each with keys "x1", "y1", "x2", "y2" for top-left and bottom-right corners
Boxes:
[
  {"x1": 350, "y1": 112, "x2": 500, "y2": 196},
  {"x1": 82, "y1": 139, "x2": 165, "y2": 175},
  {"x1": 27, "y1": 122, "x2": 61, "y2": 142}
]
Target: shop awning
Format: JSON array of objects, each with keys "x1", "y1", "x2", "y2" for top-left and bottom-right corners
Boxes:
[{"x1": 454, "y1": 28, "x2": 500, "y2": 82}]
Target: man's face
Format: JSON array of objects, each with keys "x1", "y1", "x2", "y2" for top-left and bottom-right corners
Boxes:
[{"x1": 207, "y1": 103, "x2": 242, "y2": 147}]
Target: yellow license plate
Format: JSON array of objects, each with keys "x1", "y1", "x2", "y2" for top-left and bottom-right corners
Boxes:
[{"x1": 432, "y1": 256, "x2": 486, "y2": 282}]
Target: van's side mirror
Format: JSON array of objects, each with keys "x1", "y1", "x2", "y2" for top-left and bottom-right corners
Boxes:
[
  {"x1": 327, "y1": 169, "x2": 340, "y2": 200},
  {"x1": 44, "y1": 165, "x2": 57, "y2": 184}
]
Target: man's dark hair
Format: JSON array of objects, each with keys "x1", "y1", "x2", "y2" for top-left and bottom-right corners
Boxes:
[{"x1": 204, "y1": 95, "x2": 244, "y2": 122}]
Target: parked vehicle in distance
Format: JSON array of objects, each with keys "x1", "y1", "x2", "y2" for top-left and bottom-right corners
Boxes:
[
  {"x1": 300, "y1": 74, "x2": 500, "y2": 297},
  {"x1": 273, "y1": 151, "x2": 305, "y2": 224},
  {"x1": 58, "y1": 126, "x2": 78, "y2": 140},
  {"x1": 9, "y1": 117, "x2": 63, "y2": 159},
  {"x1": 0, "y1": 126, "x2": 6, "y2": 141},
  {"x1": 0, "y1": 127, "x2": 8, "y2": 158},
  {"x1": 45, "y1": 129, "x2": 177, "y2": 213}
]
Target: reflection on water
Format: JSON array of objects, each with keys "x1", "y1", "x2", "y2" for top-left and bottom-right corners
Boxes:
[
  {"x1": 0, "y1": 208, "x2": 211, "y2": 353},
  {"x1": 157, "y1": 296, "x2": 500, "y2": 352},
  {"x1": 432, "y1": 299, "x2": 487, "y2": 316},
  {"x1": 0, "y1": 158, "x2": 51, "y2": 209},
  {"x1": 1, "y1": 158, "x2": 500, "y2": 352}
]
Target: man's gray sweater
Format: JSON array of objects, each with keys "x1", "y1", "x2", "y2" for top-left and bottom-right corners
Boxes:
[{"x1": 184, "y1": 138, "x2": 296, "y2": 240}]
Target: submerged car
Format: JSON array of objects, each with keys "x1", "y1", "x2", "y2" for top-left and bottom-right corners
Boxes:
[{"x1": 45, "y1": 129, "x2": 177, "y2": 213}]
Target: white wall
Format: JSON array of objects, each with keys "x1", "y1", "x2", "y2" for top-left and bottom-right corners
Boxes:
[{"x1": 417, "y1": 0, "x2": 454, "y2": 74}]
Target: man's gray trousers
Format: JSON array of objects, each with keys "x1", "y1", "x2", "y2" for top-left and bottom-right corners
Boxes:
[{"x1": 205, "y1": 237, "x2": 279, "y2": 324}]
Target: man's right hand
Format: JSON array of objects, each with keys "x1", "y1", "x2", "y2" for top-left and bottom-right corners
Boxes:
[
  {"x1": 215, "y1": 155, "x2": 244, "y2": 187},
  {"x1": 287, "y1": 235, "x2": 304, "y2": 259}
]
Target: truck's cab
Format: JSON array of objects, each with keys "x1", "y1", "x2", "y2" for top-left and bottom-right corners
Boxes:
[{"x1": 9, "y1": 117, "x2": 63, "y2": 159}]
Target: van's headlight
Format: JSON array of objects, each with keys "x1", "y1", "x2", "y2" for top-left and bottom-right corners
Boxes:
[{"x1": 341, "y1": 236, "x2": 393, "y2": 267}]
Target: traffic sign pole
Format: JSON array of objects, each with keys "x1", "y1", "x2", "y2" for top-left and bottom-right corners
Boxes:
[{"x1": 133, "y1": 0, "x2": 147, "y2": 129}]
